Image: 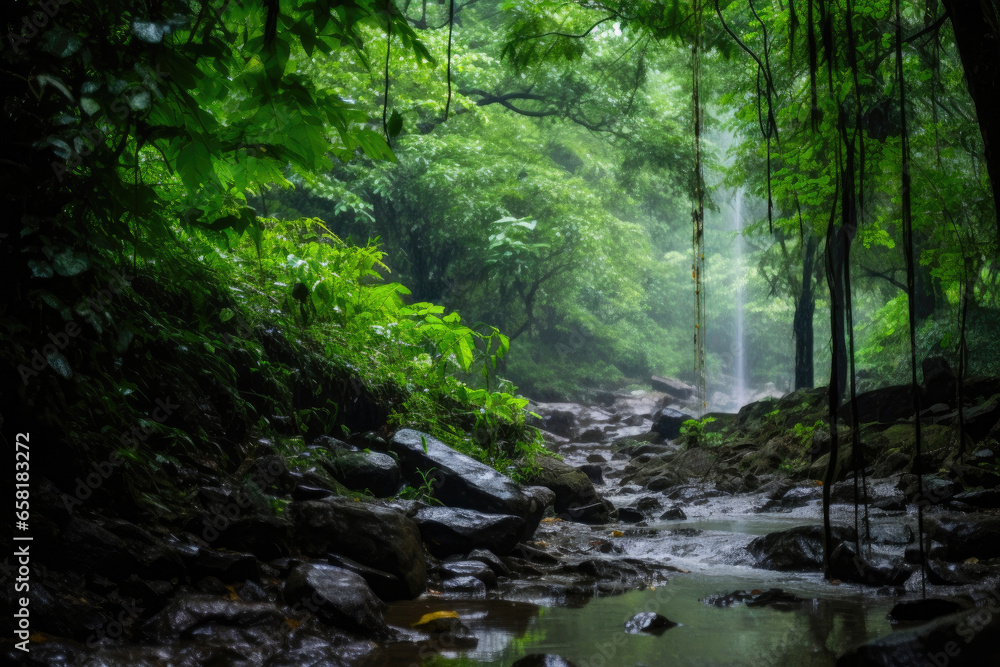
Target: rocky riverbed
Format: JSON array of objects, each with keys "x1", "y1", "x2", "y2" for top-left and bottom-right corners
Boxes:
[{"x1": 6, "y1": 370, "x2": 1000, "y2": 666}]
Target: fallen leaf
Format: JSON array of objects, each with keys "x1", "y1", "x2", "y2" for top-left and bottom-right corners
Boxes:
[
  {"x1": 830, "y1": 579, "x2": 842, "y2": 586},
  {"x1": 413, "y1": 611, "x2": 460, "y2": 628},
  {"x1": 225, "y1": 584, "x2": 239, "y2": 600},
  {"x1": 612, "y1": 530, "x2": 624, "y2": 537},
  {"x1": 965, "y1": 557, "x2": 979, "y2": 564},
  {"x1": 284, "y1": 618, "x2": 301, "y2": 630},
  {"x1": 29, "y1": 633, "x2": 48, "y2": 643},
  {"x1": 750, "y1": 589, "x2": 762, "y2": 595}
]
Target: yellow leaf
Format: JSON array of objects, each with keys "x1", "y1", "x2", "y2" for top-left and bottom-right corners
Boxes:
[
  {"x1": 225, "y1": 585, "x2": 239, "y2": 600},
  {"x1": 284, "y1": 618, "x2": 301, "y2": 630},
  {"x1": 413, "y1": 611, "x2": 459, "y2": 628},
  {"x1": 612, "y1": 530, "x2": 624, "y2": 537},
  {"x1": 965, "y1": 557, "x2": 979, "y2": 564},
  {"x1": 29, "y1": 633, "x2": 48, "y2": 643}
]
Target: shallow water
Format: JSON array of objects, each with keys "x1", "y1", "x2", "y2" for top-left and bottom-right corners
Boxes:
[{"x1": 381, "y1": 569, "x2": 895, "y2": 666}]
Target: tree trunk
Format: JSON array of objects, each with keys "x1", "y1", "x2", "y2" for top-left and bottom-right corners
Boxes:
[
  {"x1": 941, "y1": 0, "x2": 1000, "y2": 234},
  {"x1": 793, "y1": 234, "x2": 818, "y2": 389}
]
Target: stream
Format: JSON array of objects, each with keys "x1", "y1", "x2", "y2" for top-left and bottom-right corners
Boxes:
[{"x1": 371, "y1": 396, "x2": 929, "y2": 666}]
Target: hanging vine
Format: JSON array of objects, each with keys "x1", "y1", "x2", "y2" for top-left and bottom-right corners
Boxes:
[
  {"x1": 895, "y1": 0, "x2": 926, "y2": 597},
  {"x1": 692, "y1": 0, "x2": 707, "y2": 413}
]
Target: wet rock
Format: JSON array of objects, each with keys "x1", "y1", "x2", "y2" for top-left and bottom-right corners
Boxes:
[
  {"x1": 746, "y1": 525, "x2": 856, "y2": 571},
  {"x1": 289, "y1": 497, "x2": 426, "y2": 598},
  {"x1": 414, "y1": 506, "x2": 524, "y2": 557},
  {"x1": 617, "y1": 507, "x2": 645, "y2": 523},
  {"x1": 702, "y1": 588, "x2": 803, "y2": 610},
  {"x1": 587, "y1": 453, "x2": 608, "y2": 463},
  {"x1": 284, "y1": 563, "x2": 386, "y2": 635},
  {"x1": 837, "y1": 606, "x2": 1000, "y2": 666},
  {"x1": 525, "y1": 456, "x2": 609, "y2": 523},
  {"x1": 840, "y1": 385, "x2": 914, "y2": 424},
  {"x1": 389, "y1": 429, "x2": 544, "y2": 538},
  {"x1": 651, "y1": 375, "x2": 696, "y2": 400},
  {"x1": 647, "y1": 475, "x2": 682, "y2": 492},
  {"x1": 922, "y1": 356, "x2": 957, "y2": 407},
  {"x1": 324, "y1": 451, "x2": 402, "y2": 497},
  {"x1": 210, "y1": 515, "x2": 291, "y2": 561},
  {"x1": 868, "y1": 522, "x2": 915, "y2": 546},
  {"x1": 659, "y1": 506, "x2": 687, "y2": 520},
  {"x1": 466, "y1": 548, "x2": 511, "y2": 578},
  {"x1": 629, "y1": 443, "x2": 677, "y2": 457},
  {"x1": 311, "y1": 435, "x2": 358, "y2": 453},
  {"x1": 327, "y1": 553, "x2": 408, "y2": 602},
  {"x1": 291, "y1": 484, "x2": 336, "y2": 501},
  {"x1": 578, "y1": 463, "x2": 604, "y2": 485},
  {"x1": 251, "y1": 454, "x2": 295, "y2": 495},
  {"x1": 524, "y1": 485, "x2": 557, "y2": 514},
  {"x1": 758, "y1": 486, "x2": 821, "y2": 512},
  {"x1": 513, "y1": 654, "x2": 578, "y2": 667},
  {"x1": 442, "y1": 575, "x2": 486, "y2": 598},
  {"x1": 651, "y1": 407, "x2": 695, "y2": 440},
  {"x1": 927, "y1": 558, "x2": 994, "y2": 585},
  {"x1": 509, "y1": 543, "x2": 560, "y2": 565},
  {"x1": 889, "y1": 598, "x2": 965, "y2": 622},
  {"x1": 949, "y1": 489, "x2": 1000, "y2": 509},
  {"x1": 634, "y1": 496, "x2": 662, "y2": 512},
  {"x1": 440, "y1": 560, "x2": 498, "y2": 588},
  {"x1": 529, "y1": 406, "x2": 578, "y2": 438},
  {"x1": 270, "y1": 630, "x2": 383, "y2": 666},
  {"x1": 899, "y1": 474, "x2": 958, "y2": 505},
  {"x1": 926, "y1": 513, "x2": 1000, "y2": 560},
  {"x1": 182, "y1": 546, "x2": 261, "y2": 583},
  {"x1": 577, "y1": 427, "x2": 607, "y2": 443},
  {"x1": 145, "y1": 595, "x2": 285, "y2": 642},
  {"x1": 624, "y1": 611, "x2": 677, "y2": 635},
  {"x1": 829, "y1": 543, "x2": 913, "y2": 586}
]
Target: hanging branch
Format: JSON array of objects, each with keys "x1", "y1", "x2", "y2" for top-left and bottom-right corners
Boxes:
[
  {"x1": 717, "y1": 0, "x2": 777, "y2": 233},
  {"x1": 895, "y1": 0, "x2": 926, "y2": 598},
  {"x1": 445, "y1": 0, "x2": 455, "y2": 121}
]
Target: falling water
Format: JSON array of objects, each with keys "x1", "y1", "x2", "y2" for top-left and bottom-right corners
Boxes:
[{"x1": 732, "y1": 187, "x2": 748, "y2": 408}]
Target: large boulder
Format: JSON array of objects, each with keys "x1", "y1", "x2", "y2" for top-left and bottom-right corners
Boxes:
[
  {"x1": 837, "y1": 607, "x2": 1000, "y2": 666},
  {"x1": 840, "y1": 385, "x2": 914, "y2": 424},
  {"x1": 922, "y1": 356, "x2": 957, "y2": 406},
  {"x1": 289, "y1": 498, "x2": 426, "y2": 598},
  {"x1": 926, "y1": 513, "x2": 1000, "y2": 561},
  {"x1": 389, "y1": 429, "x2": 545, "y2": 538},
  {"x1": 413, "y1": 506, "x2": 524, "y2": 557},
  {"x1": 324, "y1": 451, "x2": 402, "y2": 497},
  {"x1": 284, "y1": 563, "x2": 386, "y2": 635},
  {"x1": 746, "y1": 524, "x2": 856, "y2": 571},
  {"x1": 651, "y1": 376, "x2": 695, "y2": 400},
  {"x1": 524, "y1": 456, "x2": 610, "y2": 523},
  {"x1": 651, "y1": 408, "x2": 695, "y2": 440}
]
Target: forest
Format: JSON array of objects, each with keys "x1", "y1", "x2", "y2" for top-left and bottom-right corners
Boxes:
[{"x1": 1, "y1": 1, "x2": 999, "y2": 665}]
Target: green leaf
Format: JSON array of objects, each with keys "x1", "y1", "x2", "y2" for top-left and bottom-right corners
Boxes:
[{"x1": 388, "y1": 110, "x2": 403, "y2": 138}]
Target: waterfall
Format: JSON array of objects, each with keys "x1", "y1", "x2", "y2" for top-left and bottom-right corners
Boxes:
[{"x1": 732, "y1": 186, "x2": 748, "y2": 408}]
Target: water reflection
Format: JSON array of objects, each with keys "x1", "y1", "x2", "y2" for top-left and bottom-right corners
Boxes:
[{"x1": 377, "y1": 574, "x2": 892, "y2": 667}]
